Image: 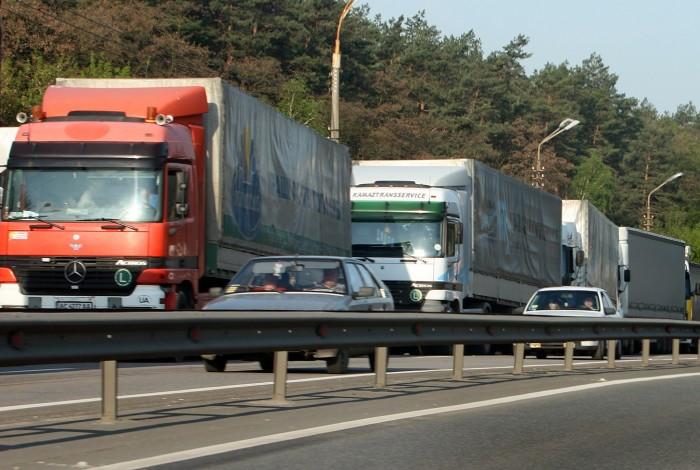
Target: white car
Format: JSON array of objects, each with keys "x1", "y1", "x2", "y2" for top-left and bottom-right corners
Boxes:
[{"x1": 520, "y1": 286, "x2": 622, "y2": 359}]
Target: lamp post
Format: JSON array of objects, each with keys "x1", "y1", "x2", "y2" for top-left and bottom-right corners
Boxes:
[
  {"x1": 532, "y1": 118, "x2": 580, "y2": 189},
  {"x1": 643, "y1": 171, "x2": 683, "y2": 231},
  {"x1": 329, "y1": 0, "x2": 355, "y2": 142}
]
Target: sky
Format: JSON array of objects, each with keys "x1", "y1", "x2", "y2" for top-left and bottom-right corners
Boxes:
[{"x1": 357, "y1": 0, "x2": 700, "y2": 114}]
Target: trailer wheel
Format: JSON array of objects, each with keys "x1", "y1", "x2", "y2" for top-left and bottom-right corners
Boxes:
[
  {"x1": 203, "y1": 355, "x2": 227, "y2": 372},
  {"x1": 535, "y1": 350, "x2": 548, "y2": 359}
]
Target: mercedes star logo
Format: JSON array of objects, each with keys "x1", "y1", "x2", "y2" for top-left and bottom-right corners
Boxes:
[{"x1": 65, "y1": 261, "x2": 87, "y2": 284}]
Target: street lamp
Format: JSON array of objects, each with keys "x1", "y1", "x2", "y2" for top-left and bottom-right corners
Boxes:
[
  {"x1": 643, "y1": 171, "x2": 683, "y2": 231},
  {"x1": 532, "y1": 118, "x2": 580, "y2": 189},
  {"x1": 329, "y1": 0, "x2": 356, "y2": 142}
]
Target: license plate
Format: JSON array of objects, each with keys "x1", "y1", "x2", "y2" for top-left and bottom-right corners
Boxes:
[{"x1": 56, "y1": 301, "x2": 94, "y2": 309}]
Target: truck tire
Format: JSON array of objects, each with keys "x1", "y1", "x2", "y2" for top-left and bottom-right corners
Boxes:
[
  {"x1": 535, "y1": 350, "x2": 548, "y2": 359},
  {"x1": 203, "y1": 355, "x2": 227, "y2": 372},
  {"x1": 326, "y1": 348, "x2": 350, "y2": 374}
]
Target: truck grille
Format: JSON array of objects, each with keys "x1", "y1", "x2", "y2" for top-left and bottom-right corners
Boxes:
[
  {"x1": 382, "y1": 281, "x2": 429, "y2": 309},
  {"x1": 1, "y1": 257, "x2": 156, "y2": 296}
]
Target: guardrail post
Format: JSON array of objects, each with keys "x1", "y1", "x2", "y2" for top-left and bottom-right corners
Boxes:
[
  {"x1": 513, "y1": 343, "x2": 525, "y2": 375},
  {"x1": 101, "y1": 360, "x2": 118, "y2": 421},
  {"x1": 272, "y1": 351, "x2": 288, "y2": 402},
  {"x1": 607, "y1": 340, "x2": 616, "y2": 368},
  {"x1": 642, "y1": 339, "x2": 650, "y2": 367},
  {"x1": 374, "y1": 346, "x2": 388, "y2": 388},
  {"x1": 672, "y1": 338, "x2": 680, "y2": 365},
  {"x1": 564, "y1": 342, "x2": 574, "y2": 371},
  {"x1": 452, "y1": 344, "x2": 464, "y2": 380}
]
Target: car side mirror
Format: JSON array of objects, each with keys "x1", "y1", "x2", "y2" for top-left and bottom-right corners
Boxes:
[
  {"x1": 604, "y1": 307, "x2": 617, "y2": 315},
  {"x1": 352, "y1": 286, "x2": 375, "y2": 299},
  {"x1": 513, "y1": 306, "x2": 525, "y2": 314}
]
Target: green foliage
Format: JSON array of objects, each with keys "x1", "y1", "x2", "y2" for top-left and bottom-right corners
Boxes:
[
  {"x1": 571, "y1": 152, "x2": 615, "y2": 214},
  {"x1": 276, "y1": 77, "x2": 328, "y2": 135}
]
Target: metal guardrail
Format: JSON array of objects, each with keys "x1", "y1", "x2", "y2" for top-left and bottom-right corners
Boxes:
[
  {"x1": 3, "y1": 310, "x2": 699, "y2": 420},
  {"x1": 2, "y1": 310, "x2": 699, "y2": 365}
]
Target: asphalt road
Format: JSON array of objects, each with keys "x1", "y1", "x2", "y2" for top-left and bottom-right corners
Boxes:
[{"x1": 3, "y1": 354, "x2": 700, "y2": 469}]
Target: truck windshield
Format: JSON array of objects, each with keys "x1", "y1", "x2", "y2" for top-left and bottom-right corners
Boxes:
[
  {"x1": 2, "y1": 169, "x2": 162, "y2": 222},
  {"x1": 351, "y1": 220, "x2": 443, "y2": 258}
]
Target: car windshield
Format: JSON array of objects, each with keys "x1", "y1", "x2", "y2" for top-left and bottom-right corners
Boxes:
[
  {"x1": 527, "y1": 291, "x2": 600, "y2": 311},
  {"x1": 226, "y1": 259, "x2": 347, "y2": 294},
  {"x1": 2, "y1": 169, "x2": 162, "y2": 222}
]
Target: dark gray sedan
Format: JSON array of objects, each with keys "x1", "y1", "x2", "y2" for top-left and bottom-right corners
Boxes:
[{"x1": 201, "y1": 256, "x2": 393, "y2": 374}]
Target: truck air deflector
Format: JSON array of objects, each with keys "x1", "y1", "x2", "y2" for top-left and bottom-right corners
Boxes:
[{"x1": 351, "y1": 201, "x2": 446, "y2": 220}]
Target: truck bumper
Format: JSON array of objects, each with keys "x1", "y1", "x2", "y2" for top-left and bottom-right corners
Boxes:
[{"x1": 0, "y1": 284, "x2": 166, "y2": 309}]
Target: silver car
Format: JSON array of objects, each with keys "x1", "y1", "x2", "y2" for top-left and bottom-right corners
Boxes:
[{"x1": 201, "y1": 256, "x2": 394, "y2": 373}]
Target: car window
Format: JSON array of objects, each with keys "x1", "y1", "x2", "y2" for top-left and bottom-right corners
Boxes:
[
  {"x1": 354, "y1": 263, "x2": 380, "y2": 297},
  {"x1": 345, "y1": 263, "x2": 365, "y2": 294}
]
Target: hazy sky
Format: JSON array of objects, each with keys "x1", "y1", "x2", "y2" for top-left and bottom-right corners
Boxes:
[{"x1": 358, "y1": 0, "x2": 699, "y2": 114}]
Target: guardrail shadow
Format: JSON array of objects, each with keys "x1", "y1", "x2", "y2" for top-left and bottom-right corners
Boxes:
[{"x1": 3, "y1": 358, "x2": 699, "y2": 455}]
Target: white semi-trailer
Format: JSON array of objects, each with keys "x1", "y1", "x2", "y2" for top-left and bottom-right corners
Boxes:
[{"x1": 562, "y1": 200, "x2": 620, "y2": 299}]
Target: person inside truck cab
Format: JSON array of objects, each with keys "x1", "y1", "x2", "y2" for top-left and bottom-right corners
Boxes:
[{"x1": 547, "y1": 298, "x2": 562, "y2": 310}]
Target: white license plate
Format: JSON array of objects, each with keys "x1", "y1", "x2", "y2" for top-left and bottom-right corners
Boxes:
[{"x1": 56, "y1": 301, "x2": 94, "y2": 309}]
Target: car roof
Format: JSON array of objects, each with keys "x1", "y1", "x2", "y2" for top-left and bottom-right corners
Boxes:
[
  {"x1": 243, "y1": 256, "x2": 369, "y2": 263},
  {"x1": 534, "y1": 286, "x2": 607, "y2": 293}
]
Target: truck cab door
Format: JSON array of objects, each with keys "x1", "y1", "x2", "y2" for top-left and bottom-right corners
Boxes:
[{"x1": 166, "y1": 165, "x2": 197, "y2": 268}]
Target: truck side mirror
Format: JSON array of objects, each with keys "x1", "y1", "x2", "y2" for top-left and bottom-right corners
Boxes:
[
  {"x1": 513, "y1": 306, "x2": 525, "y2": 314},
  {"x1": 623, "y1": 269, "x2": 631, "y2": 283},
  {"x1": 575, "y1": 250, "x2": 584, "y2": 267},
  {"x1": 603, "y1": 307, "x2": 617, "y2": 315},
  {"x1": 696, "y1": 283, "x2": 700, "y2": 296}
]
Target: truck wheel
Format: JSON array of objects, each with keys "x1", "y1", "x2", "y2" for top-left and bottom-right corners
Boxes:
[
  {"x1": 535, "y1": 350, "x2": 547, "y2": 359},
  {"x1": 176, "y1": 290, "x2": 193, "y2": 309},
  {"x1": 326, "y1": 348, "x2": 350, "y2": 374},
  {"x1": 203, "y1": 355, "x2": 227, "y2": 372}
]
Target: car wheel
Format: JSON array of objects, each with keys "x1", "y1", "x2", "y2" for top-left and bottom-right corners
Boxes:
[
  {"x1": 259, "y1": 356, "x2": 274, "y2": 372},
  {"x1": 592, "y1": 343, "x2": 604, "y2": 360},
  {"x1": 326, "y1": 348, "x2": 350, "y2": 374},
  {"x1": 203, "y1": 355, "x2": 227, "y2": 372}
]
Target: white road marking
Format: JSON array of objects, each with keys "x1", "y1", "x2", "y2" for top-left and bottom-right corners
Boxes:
[
  {"x1": 0, "y1": 367, "x2": 77, "y2": 375},
  {"x1": 93, "y1": 371, "x2": 700, "y2": 470}
]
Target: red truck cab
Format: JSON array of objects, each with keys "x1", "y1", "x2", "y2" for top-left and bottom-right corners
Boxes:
[{"x1": 0, "y1": 86, "x2": 208, "y2": 309}]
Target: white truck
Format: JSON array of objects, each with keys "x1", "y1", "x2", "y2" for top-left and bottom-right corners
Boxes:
[
  {"x1": 618, "y1": 227, "x2": 689, "y2": 353},
  {"x1": 350, "y1": 159, "x2": 563, "y2": 316},
  {"x1": 561, "y1": 200, "x2": 620, "y2": 298}
]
